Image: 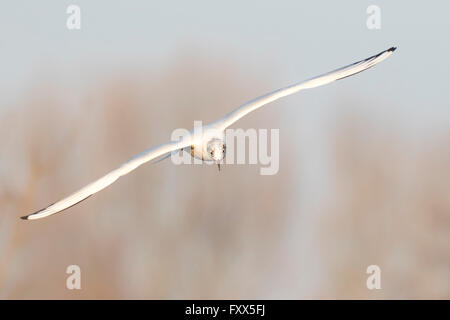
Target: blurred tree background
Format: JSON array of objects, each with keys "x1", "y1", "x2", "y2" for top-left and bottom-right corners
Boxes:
[{"x1": 1, "y1": 53, "x2": 449, "y2": 299}]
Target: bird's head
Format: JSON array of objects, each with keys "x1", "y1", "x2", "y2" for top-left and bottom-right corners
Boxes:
[{"x1": 207, "y1": 138, "x2": 226, "y2": 162}]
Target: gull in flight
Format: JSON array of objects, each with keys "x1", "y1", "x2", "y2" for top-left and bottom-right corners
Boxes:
[{"x1": 22, "y1": 47, "x2": 396, "y2": 220}]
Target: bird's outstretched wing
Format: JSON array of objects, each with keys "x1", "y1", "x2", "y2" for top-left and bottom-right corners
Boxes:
[
  {"x1": 22, "y1": 138, "x2": 192, "y2": 220},
  {"x1": 211, "y1": 47, "x2": 396, "y2": 131}
]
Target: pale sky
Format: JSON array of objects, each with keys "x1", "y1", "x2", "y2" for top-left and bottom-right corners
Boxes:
[{"x1": 0, "y1": 1, "x2": 448, "y2": 132}]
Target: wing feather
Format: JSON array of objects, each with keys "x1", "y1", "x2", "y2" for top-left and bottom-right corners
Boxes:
[
  {"x1": 22, "y1": 138, "x2": 191, "y2": 220},
  {"x1": 212, "y1": 47, "x2": 396, "y2": 130}
]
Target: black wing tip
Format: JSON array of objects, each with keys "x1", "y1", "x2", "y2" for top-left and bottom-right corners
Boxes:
[
  {"x1": 20, "y1": 207, "x2": 46, "y2": 220},
  {"x1": 388, "y1": 46, "x2": 397, "y2": 52}
]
